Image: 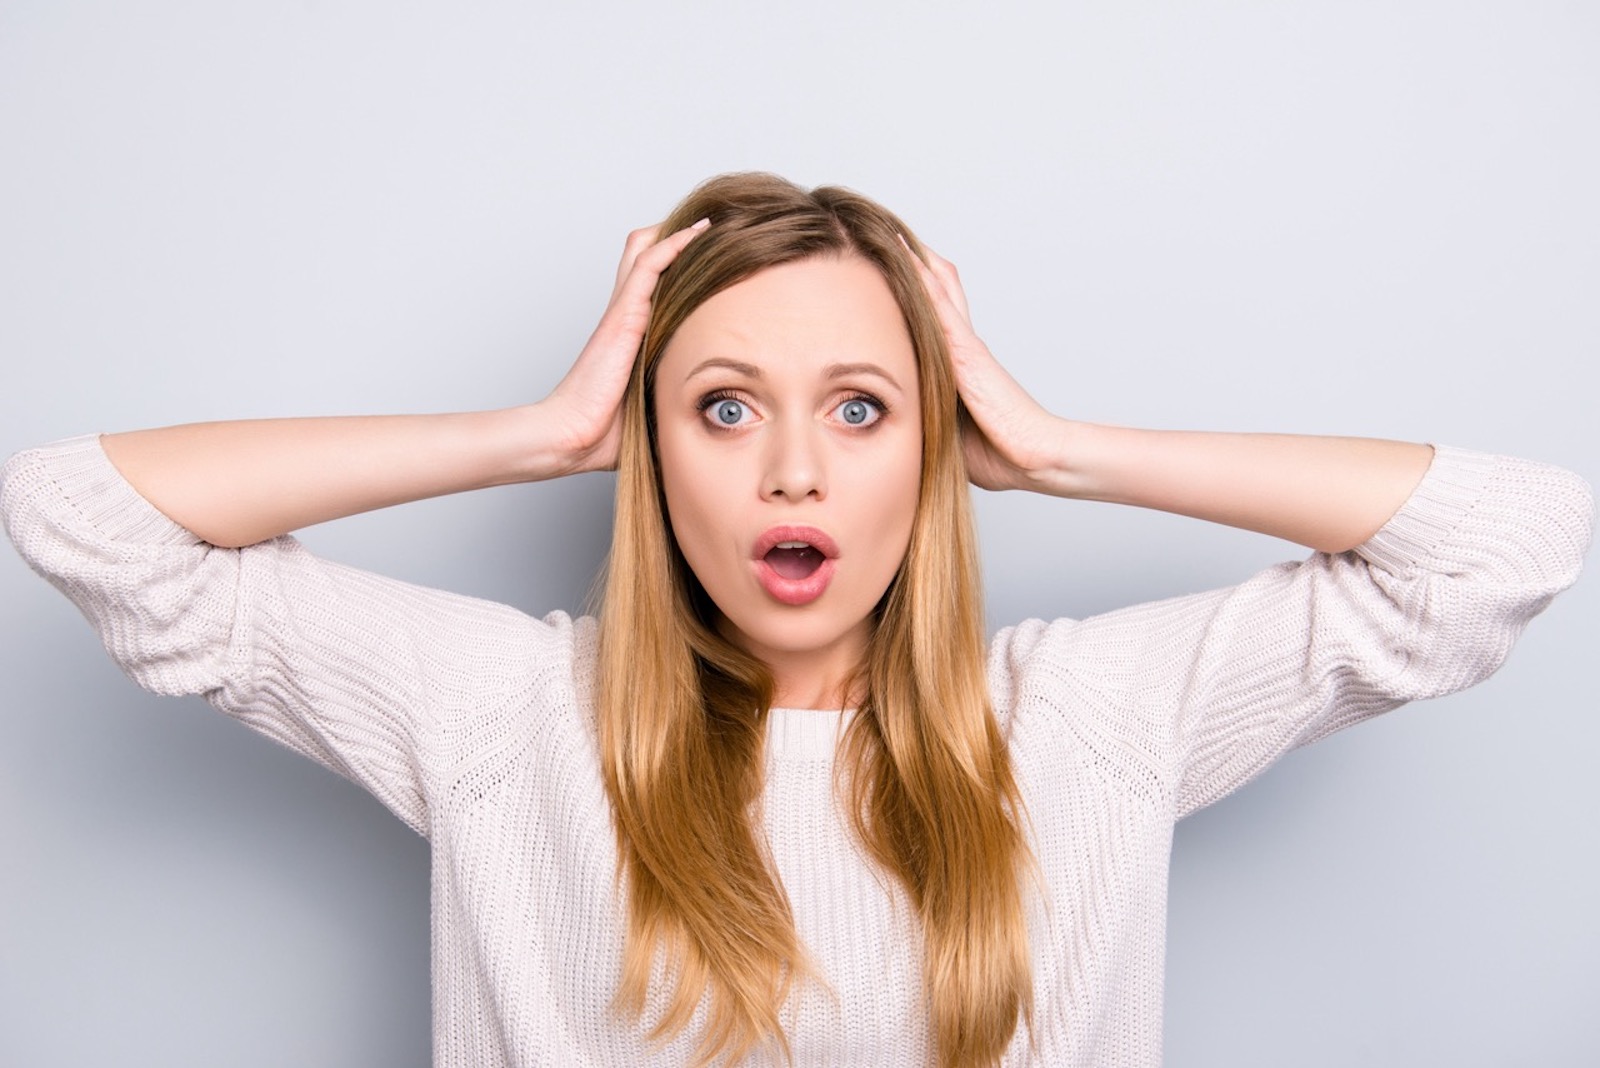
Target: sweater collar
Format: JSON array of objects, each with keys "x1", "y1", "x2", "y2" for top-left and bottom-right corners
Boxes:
[{"x1": 766, "y1": 706, "x2": 856, "y2": 761}]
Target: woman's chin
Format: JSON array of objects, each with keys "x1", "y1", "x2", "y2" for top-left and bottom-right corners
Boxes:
[{"x1": 713, "y1": 607, "x2": 874, "y2": 666}]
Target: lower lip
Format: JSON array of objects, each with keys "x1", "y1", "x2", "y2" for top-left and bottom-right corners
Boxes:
[{"x1": 754, "y1": 557, "x2": 836, "y2": 606}]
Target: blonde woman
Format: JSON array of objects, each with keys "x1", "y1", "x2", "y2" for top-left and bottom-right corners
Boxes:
[{"x1": 1, "y1": 173, "x2": 1591, "y2": 1068}]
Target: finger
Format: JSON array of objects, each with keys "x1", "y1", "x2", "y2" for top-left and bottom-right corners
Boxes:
[
  {"x1": 608, "y1": 218, "x2": 710, "y2": 311},
  {"x1": 898, "y1": 234, "x2": 962, "y2": 321},
  {"x1": 917, "y1": 243, "x2": 973, "y2": 325},
  {"x1": 612, "y1": 225, "x2": 663, "y2": 293},
  {"x1": 590, "y1": 218, "x2": 712, "y2": 350},
  {"x1": 901, "y1": 234, "x2": 976, "y2": 339}
]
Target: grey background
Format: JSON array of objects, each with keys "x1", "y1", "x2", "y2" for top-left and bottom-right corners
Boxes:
[{"x1": 1, "y1": 2, "x2": 1595, "y2": 1065}]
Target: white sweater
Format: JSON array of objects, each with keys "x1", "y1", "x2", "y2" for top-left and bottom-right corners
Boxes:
[{"x1": 1, "y1": 436, "x2": 1591, "y2": 1067}]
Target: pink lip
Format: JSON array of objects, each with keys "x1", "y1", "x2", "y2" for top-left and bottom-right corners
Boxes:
[
  {"x1": 751, "y1": 525, "x2": 841, "y2": 561},
  {"x1": 751, "y1": 525, "x2": 840, "y2": 607}
]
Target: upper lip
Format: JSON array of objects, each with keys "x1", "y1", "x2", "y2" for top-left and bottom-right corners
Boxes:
[{"x1": 752, "y1": 525, "x2": 840, "y2": 560}]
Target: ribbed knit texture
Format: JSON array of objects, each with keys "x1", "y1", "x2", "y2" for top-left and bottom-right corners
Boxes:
[{"x1": 1, "y1": 437, "x2": 1591, "y2": 1066}]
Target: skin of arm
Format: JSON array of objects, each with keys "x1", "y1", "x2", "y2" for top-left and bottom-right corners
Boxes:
[
  {"x1": 100, "y1": 220, "x2": 710, "y2": 549},
  {"x1": 905, "y1": 241, "x2": 1435, "y2": 554},
  {"x1": 101, "y1": 406, "x2": 567, "y2": 549},
  {"x1": 1026, "y1": 423, "x2": 1433, "y2": 555}
]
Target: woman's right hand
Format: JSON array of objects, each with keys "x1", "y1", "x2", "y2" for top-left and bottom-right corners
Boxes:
[{"x1": 538, "y1": 219, "x2": 710, "y2": 474}]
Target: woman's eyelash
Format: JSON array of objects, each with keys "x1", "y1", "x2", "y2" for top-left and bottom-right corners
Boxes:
[
  {"x1": 843, "y1": 391, "x2": 890, "y2": 417},
  {"x1": 694, "y1": 389, "x2": 746, "y2": 413}
]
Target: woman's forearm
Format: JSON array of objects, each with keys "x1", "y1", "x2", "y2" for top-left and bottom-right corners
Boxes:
[
  {"x1": 100, "y1": 401, "x2": 582, "y2": 548},
  {"x1": 1025, "y1": 420, "x2": 1436, "y2": 554}
]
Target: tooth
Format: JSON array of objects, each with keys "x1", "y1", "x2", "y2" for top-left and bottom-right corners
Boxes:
[{"x1": 776, "y1": 541, "x2": 809, "y2": 549}]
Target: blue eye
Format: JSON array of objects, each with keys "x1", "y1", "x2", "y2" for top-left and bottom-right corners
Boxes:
[
  {"x1": 835, "y1": 397, "x2": 882, "y2": 427},
  {"x1": 703, "y1": 396, "x2": 750, "y2": 427}
]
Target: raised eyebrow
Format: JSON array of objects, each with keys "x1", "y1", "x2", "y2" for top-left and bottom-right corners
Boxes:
[
  {"x1": 825, "y1": 362, "x2": 903, "y2": 391},
  {"x1": 684, "y1": 357, "x2": 763, "y2": 383},
  {"x1": 682, "y1": 357, "x2": 903, "y2": 391}
]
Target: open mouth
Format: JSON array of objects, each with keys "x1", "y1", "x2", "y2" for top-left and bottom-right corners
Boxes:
[
  {"x1": 752, "y1": 526, "x2": 839, "y2": 606},
  {"x1": 764, "y1": 541, "x2": 826, "y2": 580}
]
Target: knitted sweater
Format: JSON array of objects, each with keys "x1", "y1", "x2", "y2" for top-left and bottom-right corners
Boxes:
[{"x1": 1, "y1": 436, "x2": 1591, "y2": 1067}]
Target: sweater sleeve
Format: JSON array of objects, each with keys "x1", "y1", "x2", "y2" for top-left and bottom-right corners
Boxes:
[
  {"x1": 0, "y1": 434, "x2": 562, "y2": 838},
  {"x1": 991, "y1": 445, "x2": 1594, "y2": 819}
]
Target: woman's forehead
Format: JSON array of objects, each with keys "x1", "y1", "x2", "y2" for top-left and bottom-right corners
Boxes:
[{"x1": 656, "y1": 255, "x2": 917, "y2": 388}]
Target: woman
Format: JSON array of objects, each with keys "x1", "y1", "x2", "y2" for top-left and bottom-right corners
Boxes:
[{"x1": 1, "y1": 173, "x2": 1591, "y2": 1067}]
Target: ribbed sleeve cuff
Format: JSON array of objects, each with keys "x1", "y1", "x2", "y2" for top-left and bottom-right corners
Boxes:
[
  {"x1": 1356, "y1": 444, "x2": 1498, "y2": 575},
  {"x1": 18, "y1": 434, "x2": 199, "y2": 547}
]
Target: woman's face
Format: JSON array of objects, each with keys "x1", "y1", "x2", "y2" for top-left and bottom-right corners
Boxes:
[{"x1": 652, "y1": 254, "x2": 923, "y2": 697}]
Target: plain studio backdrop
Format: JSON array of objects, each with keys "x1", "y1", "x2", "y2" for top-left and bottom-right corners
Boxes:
[{"x1": 1, "y1": 3, "x2": 1595, "y2": 1065}]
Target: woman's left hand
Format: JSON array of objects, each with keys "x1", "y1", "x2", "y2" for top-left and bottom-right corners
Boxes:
[{"x1": 905, "y1": 240, "x2": 1063, "y2": 492}]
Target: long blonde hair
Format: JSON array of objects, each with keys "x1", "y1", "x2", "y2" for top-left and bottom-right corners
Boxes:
[{"x1": 597, "y1": 173, "x2": 1034, "y2": 1067}]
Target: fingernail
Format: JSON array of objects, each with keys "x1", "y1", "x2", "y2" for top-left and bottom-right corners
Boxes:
[{"x1": 691, "y1": 217, "x2": 711, "y2": 230}]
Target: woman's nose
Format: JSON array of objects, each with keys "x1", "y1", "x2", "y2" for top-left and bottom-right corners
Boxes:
[{"x1": 759, "y1": 421, "x2": 826, "y2": 502}]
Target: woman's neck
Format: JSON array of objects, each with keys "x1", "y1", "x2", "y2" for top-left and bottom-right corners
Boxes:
[{"x1": 718, "y1": 616, "x2": 869, "y2": 711}]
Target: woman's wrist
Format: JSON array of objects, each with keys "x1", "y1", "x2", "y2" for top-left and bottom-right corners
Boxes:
[
  {"x1": 1007, "y1": 417, "x2": 1100, "y2": 499},
  {"x1": 507, "y1": 398, "x2": 613, "y2": 481}
]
